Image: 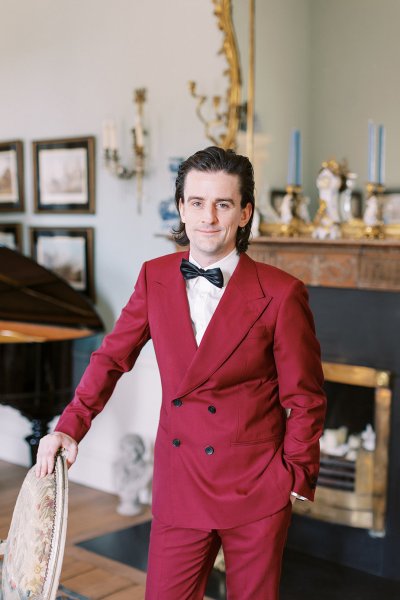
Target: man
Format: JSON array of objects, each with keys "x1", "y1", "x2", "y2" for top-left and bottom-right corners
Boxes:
[{"x1": 36, "y1": 146, "x2": 326, "y2": 599}]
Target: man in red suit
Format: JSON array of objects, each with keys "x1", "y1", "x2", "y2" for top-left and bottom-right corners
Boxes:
[{"x1": 36, "y1": 146, "x2": 326, "y2": 599}]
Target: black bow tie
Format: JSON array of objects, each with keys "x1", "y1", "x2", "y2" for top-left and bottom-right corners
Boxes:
[{"x1": 180, "y1": 258, "x2": 224, "y2": 288}]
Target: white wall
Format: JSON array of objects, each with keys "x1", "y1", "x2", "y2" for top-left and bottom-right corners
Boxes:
[
  {"x1": 233, "y1": 0, "x2": 311, "y2": 205},
  {"x1": 0, "y1": 0, "x2": 224, "y2": 492},
  {"x1": 309, "y1": 0, "x2": 400, "y2": 201},
  {"x1": 0, "y1": 0, "x2": 332, "y2": 492}
]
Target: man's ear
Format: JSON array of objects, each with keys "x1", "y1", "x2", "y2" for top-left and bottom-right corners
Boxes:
[
  {"x1": 179, "y1": 198, "x2": 186, "y2": 222},
  {"x1": 240, "y1": 202, "x2": 253, "y2": 227}
]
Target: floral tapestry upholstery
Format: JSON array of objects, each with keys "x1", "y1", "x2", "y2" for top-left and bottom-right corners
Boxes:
[{"x1": 0, "y1": 453, "x2": 68, "y2": 600}]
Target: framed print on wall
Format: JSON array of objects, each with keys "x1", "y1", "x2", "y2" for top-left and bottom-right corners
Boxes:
[
  {"x1": 32, "y1": 136, "x2": 95, "y2": 214},
  {"x1": 30, "y1": 227, "x2": 95, "y2": 300},
  {"x1": 0, "y1": 140, "x2": 24, "y2": 212},
  {"x1": 0, "y1": 223, "x2": 22, "y2": 251}
]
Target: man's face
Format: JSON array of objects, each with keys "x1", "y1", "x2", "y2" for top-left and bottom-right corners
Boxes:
[{"x1": 179, "y1": 169, "x2": 252, "y2": 267}]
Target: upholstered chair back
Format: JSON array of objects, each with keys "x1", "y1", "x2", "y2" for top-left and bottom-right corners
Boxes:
[{"x1": 0, "y1": 453, "x2": 68, "y2": 600}]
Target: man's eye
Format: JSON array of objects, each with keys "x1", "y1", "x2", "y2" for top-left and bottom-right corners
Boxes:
[
  {"x1": 191, "y1": 201, "x2": 201, "y2": 207},
  {"x1": 217, "y1": 202, "x2": 229, "y2": 209}
]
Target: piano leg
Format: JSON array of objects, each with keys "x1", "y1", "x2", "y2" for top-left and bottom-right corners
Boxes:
[{"x1": 25, "y1": 418, "x2": 50, "y2": 466}]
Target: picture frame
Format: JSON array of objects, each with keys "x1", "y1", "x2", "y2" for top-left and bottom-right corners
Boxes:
[
  {"x1": 32, "y1": 136, "x2": 95, "y2": 214},
  {"x1": 30, "y1": 227, "x2": 95, "y2": 300},
  {"x1": 383, "y1": 189, "x2": 400, "y2": 224},
  {"x1": 0, "y1": 222, "x2": 22, "y2": 252},
  {"x1": 0, "y1": 140, "x2": 24, "y2": 212}
]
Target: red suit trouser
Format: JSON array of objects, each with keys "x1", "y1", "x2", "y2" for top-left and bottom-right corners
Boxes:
[{"x1": 145, "y1": 502, "x2": 292, "y2": 600}]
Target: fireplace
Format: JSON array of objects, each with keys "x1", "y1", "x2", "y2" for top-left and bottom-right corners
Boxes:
[
  {"x1": 294, "y1": 361, "x2": 391, "y2": 535},
  {"x1": 248, "y1": 238, "x2": 400, "y2": 580}
]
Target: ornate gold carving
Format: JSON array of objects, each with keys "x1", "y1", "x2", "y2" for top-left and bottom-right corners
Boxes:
[{"x1": 189, "y1": 0, "x2": 241, "y2": 149}]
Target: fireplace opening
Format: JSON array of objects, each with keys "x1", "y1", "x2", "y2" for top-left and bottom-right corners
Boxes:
[
  {"x1": 293, "y1": 362, "x2": 391, "y2": 536},
  {"x1": 318, "y1": 381, "x2": 375, "y2": 493}
]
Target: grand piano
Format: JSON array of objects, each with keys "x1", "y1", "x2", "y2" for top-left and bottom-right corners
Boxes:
[{"x1": 0, "y1": 246, "x2": 104, "y2": 464}]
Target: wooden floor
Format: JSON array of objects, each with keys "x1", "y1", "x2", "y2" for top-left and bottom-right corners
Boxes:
[{"x1": 0, "y1": 459, "x2": 152, "y2": 599}]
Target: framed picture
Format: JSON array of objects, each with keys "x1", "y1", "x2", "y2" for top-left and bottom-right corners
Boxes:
[
  {"x1": 0, "y1": 141, "x2": 24, "y2": 212},
  {"x1": 32, "y1": 136, "x2": 95, "y2": 213},
  {"x1": 30, "y1": 227, "x2": 95, "y2": 300},
  {"x1": 0, "y1": 223, "x2": 22, "y2": 251},
  {"x1": 383, "y1": 189, "x2": 400, "y2": 224}
]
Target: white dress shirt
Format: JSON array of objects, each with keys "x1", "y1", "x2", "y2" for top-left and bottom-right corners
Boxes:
[
  {"x1": 183, "y1": 249, "x2": 306, "y2": 502},
  {"x1": 186, "y1": 248, "x2": 239, "y2": 346}
]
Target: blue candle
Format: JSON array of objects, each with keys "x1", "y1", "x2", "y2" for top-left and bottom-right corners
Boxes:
[
  {"x1": 377, "y1": 124, "x2": 386, "y2": 185},
  {"x1": 287, "y1": 130, "x2": 295, "y2": 185},
  {"x1": 368, "y1": 120, "x2": 376, "y2": 182},
  {"x1": 294, "y1": 129, "x2": 302, "y2": 186}
]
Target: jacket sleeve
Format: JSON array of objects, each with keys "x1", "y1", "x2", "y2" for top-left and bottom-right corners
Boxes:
[
  {"x1": 273, "y1": 278, "x2": 326, "y2": 500},
  {"x1": 54, "y1": 262, "x2": 151, "y2": 443}
]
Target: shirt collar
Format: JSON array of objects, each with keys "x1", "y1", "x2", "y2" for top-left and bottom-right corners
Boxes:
[{"x1": 189, "y1": 248, "x2": 240, "y2": 289}]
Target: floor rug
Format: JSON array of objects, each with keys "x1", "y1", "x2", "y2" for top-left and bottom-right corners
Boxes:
[{"x1": 77, "y1": 520, "x2": 400, "y2": 600}]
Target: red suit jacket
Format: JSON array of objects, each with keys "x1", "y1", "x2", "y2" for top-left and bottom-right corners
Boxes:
[{"x1": 55, "y1": 251, "x2": 326, "y2": 530}]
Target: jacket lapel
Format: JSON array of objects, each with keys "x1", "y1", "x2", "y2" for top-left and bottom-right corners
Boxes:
[
  {"x1": 151, "y1": 251, "x2": 197, "y2": 393},
  {"x1": 174, "y1": 253, "x2": 272, "y2": 399}
]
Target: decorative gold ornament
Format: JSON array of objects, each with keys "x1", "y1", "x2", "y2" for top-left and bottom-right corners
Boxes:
[
  {"x1": 363, "y1": 182, "x2": 386, "y2": 239},
  {"x1": 188, "y1": 0, "x2": 241, "y2": 150}
]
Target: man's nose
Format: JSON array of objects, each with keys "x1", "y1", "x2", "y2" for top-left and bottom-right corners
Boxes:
[{"x1": 202, "y1": 203, "x2": 217, "y2": 223}]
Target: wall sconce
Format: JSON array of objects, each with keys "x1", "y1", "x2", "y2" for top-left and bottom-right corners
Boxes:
[{"x1": 102, "y1": 88, "x2": 147, "y2": 213}]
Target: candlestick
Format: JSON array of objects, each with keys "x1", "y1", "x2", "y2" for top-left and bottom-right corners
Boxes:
[
  {"x1": 377, "y1": 124, "x2": 386, "y2": 185},
  {"x1": 368, "y1": 120, "x2": 376, "y2": 183},
  {"x1": 109, "y1": 121, "x2": 117, "y2": 152}
]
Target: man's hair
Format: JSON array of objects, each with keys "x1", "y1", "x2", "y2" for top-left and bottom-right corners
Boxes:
[{"x1": 172, "y1": 146, "x2": 255, "y2": 253}]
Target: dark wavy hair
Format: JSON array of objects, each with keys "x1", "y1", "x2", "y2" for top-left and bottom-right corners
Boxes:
[{"x1": 172, "y1": 146, "x2": 255, "y2": 253}]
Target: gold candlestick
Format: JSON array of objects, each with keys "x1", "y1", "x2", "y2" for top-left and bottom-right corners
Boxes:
[
  {"x1": 363, "y1": 182, "x2": 385, "y2": 239},
  {"x1": 278, "y1": 185, "x2": 306, "y2": 237}
]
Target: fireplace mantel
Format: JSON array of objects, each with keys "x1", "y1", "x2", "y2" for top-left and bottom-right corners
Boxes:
[{"x1": 248, "y1": 237, "x2": 400, "y2": 292}]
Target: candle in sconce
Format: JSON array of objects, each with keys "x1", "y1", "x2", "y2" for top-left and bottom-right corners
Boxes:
[
  {"x1": 377, "y1": 124, "x2": 386, "y2": 185},
  {"x1": 109, "y1": 121, "x2": 118, "y2": 152},
  {"x1": 102, "y1": 120, "x2": 110, "y2": 151},
  {"x1": 367, "y1": 120, "x2": 376, "y2": 182}
]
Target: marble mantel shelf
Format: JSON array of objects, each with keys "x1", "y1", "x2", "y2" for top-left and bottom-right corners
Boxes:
[{"x1": 248, "y1": 237, "x2": 400, "y2": 292}]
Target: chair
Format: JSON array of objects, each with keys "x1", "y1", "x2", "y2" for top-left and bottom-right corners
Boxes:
[{"x1": 0, "y1": 452, "x2": 68, "y2": 600}]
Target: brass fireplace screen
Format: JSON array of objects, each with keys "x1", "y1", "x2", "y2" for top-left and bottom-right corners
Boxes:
[{"x1": 293, "y1": 362, "x2": 392, "y2": 536}]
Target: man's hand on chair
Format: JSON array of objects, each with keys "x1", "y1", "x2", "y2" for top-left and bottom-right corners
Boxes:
[{"x1": 35, "y1": 432, "x2": 78, "y2": 478}]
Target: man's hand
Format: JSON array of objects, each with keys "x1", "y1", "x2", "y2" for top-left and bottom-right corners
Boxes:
[
  {"x1": 290, "y1": 494, "x2": 296, "y2": 505},
  {"x1": 35, "y1": 432, "x2": 78, "y2": 478}
]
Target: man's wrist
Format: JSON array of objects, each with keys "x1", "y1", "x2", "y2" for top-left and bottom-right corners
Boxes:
[{"x1": 290, "y1": 491, "x2": 307, "y2": 501}]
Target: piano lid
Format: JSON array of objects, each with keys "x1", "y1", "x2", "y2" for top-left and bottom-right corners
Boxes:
[{"x1": 0, "y1": 246, "x2": 104, "y2": 330}]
